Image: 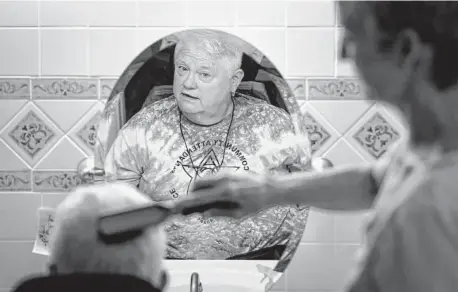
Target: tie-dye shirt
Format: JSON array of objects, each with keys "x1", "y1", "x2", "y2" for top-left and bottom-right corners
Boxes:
[{"x1": 104, "y1": 93, "x2": 310, "y2": 260}]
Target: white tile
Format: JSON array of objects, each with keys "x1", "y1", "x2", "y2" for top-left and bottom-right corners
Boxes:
[
  {"x1": 333, "y1": 244, "x2": 360, "y2": 289},
  {"x1": 324, "y1": 138, "x2": 367, "y2": 167},
  {"x1": 287, "y1": 1, "x2": 336, "y2": 27},
  {"x1": 187, "y1": 1, "x2": 236, "y2": 27},
  {"x1": 0, "y1": 193, "x2": 41, "y2": 240},
  {"x1": 0, "y1": 100, "x2": 28, "y2": 131},
  {"x1": 301, "y1": 210, "x2": 334, "y2": 243},
  {"x1": 89, "y1": 29, "x2": 137, "y2": 76},
  {"x1": 88, "y1": 1, "x2": 136, "y2": 27},
  {"x1": 234, "y1": 28, "x2": 286, "y2": 74},
  {"x1": 309, "y1": 100, "x2": 375, "y2": 135},
  {"x1": 42, "y1": 193, "x2": 68, "y2": 208},
  {"x1": 336, "y1": 28, "x2": 359, "y2": 77},
  {"x1": 286, "y1": 28, "x2": 335, "y2": 77},
  {"x1": 136, "y1": 28, "x2": 185, "y2": 55},
  {"x1": 0, "y1": 242, "x2": 47, "y2": 288},
  {"x1": 334, "y1": 212, "x2": 367, "y2": 244},
  {"x1": 138, "y1": 1, "x2": 186, "y2": 27},
  {"x1": 41, "y1": 29, "x2": 89, "y2": 76},
  {"x1": 35, "y1": 100, "x2": 97, "y2": 132},
  {"x1": 237, "y1": 1, "x2": 286, "y2": 27},
  {"x1": 0, "y1": 29, "x2": 39, "y2": 76},
  {"x1": 286, "y1": 244, "x2": 337, "y2": 290},
  {"x1": 40, "y1": 0, "x2": 90, "y2": 27},
  {"x1": 0, "y1": 140, "x2": 29, "y2": 170},
  {"x1": 0, "y1": 1, "x2": 39, "y2": 26},
  {"x1": 35, "y1": 137, "x2": 87, "y2": 170}
]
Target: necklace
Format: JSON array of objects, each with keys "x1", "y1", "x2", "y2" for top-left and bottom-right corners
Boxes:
[{"x1": 179, "y1": 98, "x2": 235, "y2": 182}]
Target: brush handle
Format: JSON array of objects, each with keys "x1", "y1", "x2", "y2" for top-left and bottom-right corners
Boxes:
[{"x1": 180, "y1": 201, "x2": 240, "y2": 215}]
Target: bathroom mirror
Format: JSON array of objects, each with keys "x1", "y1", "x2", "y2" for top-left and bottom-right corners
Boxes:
[{"x1": 89, "y1": 29, "x2": 312, "y2": 291}]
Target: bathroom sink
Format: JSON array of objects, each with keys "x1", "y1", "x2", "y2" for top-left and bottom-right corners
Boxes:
[{"x1": 164, "y1": 260, "x2": 280, "y2": 292}]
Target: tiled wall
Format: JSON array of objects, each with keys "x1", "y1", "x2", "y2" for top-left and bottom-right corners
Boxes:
[{"x1": 0, "y1": 1, "x2": 409, "y2": 292}]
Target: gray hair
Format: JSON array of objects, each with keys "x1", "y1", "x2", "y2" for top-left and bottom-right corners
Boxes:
[
  {"x1": 174, "y1": 29, "x2": 243, "y2": 75},
  {"x1": 48, "y1": 182, "x2": 166, "y2": 287}
]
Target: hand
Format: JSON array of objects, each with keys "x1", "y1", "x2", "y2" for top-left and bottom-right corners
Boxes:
[{"x1": 177, "y1": 171, "x2": 282, "y2": 219}]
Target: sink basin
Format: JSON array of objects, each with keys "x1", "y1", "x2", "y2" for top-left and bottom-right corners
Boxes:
[{"x1": 164, "y1": 260, "x2": 280, "y2": 292}]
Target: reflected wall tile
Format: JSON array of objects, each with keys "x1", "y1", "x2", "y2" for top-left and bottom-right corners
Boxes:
[
  {"x1": 138, "y1": 1, "x2": 186, "y2": 27},
  {"x1": 333, "y1": 245, "x2": 360, "y2": 289},
  {"x1": 88, "y1": 1, "x2": 136, "y2": 27},
  {"x1": 345, "y1": 104, "x2": 408, "y2": 162},
  {"x1": 324, "y1": 139, "x2": 367, "y2": 167},
  {"x1": 286, "y1": 79, "x2": 306, "y2": 100},
  {"x1": 286, "y1": 244, "x2": 337, "y2": 291},
  {"x1": 35, "y1": 137, "x2": 86, "y2": 170},
  {"x1": 309, "y1": 100, "x2": 374, "y2": 135},
  {"x1": 35, "y1": 100, "x2": 97, "y2": 132},
  {"x1": 286, "y1": 28, "x2": 335, "y2": 77},
  {"x1": 0, "y1": 79, "x2": 30, "y2": 99},
  {"x1": 41, "y1": 29, "x2": 89, "y2": 76},
  {"x1": 89, "y1": 29, "x2": 137, "y2": 77},
  {"x1": 307, "y1": 78, "x2": 368, "y2": 100},
  {"x1": 0, "y1": 171, "x2": 31, "y2": 192},
  {"x1": 32, "y1": 79, "x2": 98, "y2": 100},
  {"x1": 100, "y1": 79, "x2": 117, "y2": 100},
  {"x1": 301, "y1": 210, "x2": 334, "y2": 243},
  {"x1": 0, "y1": 100, "x2": 27, "y2": 133},
  {"x1": 0, "y1": 1, "x2": 39, "y2": 27},
  {"x1": 300, "y1": 103, "x2": 340, "y2": 157},
  {"x1": 187, "y1": 1, "x2": 236, "y2": 27},
  {"x1": 0, "y1": 140, "x2": 30, "y2": 170},
  {"x1": 236, "y1": 1, "x2": 286, "y2": 27},
  {"x1": 234, "y1": 28, "x2": 286, "y2": 74},
  {"x1": 0, "y1": 242, "x2": 47, "y2": 289},
  {"x1": 68, "y1": 102, "x2": 105, "y2": 156},
  {"x1": 33, "y1": 171, "x2": 82, "y2": 192},
  {"x1": 40, "y1": 0, "x2": 89, "y2": 27},
  {"x1": 136, "y1": 28, "x2": 185, "y2": 55},
  {"x1": 0, "y1": 193, "x2": 41, "y2": 240},
  {"x1": 0, "y1": 103, "x2": 63, "y2": 167},
  {"x1": 0, "y1": 29, "x2": 39, "y2": 76},
  {"x1": 286, "y1": 1, "x2": 336, "y2": 27},
  {"x1": 334, "y1": 212, "x2": 367, "y2": 244},
  {"x1": 336, "y1": 28, "x2": 358, "y2": 77}
]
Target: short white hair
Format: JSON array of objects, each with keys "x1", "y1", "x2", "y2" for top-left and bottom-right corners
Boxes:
[
  {"x1": 174, "y1": 29, "x2": 243, "y2": 75},
  {"x1": 48, "y1": 182, "x2": 166, "y2": 287}
]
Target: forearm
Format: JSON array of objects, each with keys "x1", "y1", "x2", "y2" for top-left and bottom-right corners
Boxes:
[{"x1": 273, "y1": 165, "x2": 376, "y2": 211}]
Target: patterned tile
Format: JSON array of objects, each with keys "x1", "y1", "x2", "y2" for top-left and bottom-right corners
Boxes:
[
  {"x1": 0, "y1": 170, "x2": 32, "y2": 191},
  {"x1": 303, "y1": 112, "x2": 331, "y2": 154},
  {"x1": 100, "y1": 78, "x2": 117, "y2": 99},
  {"x1": 0, "y1": 79, "x2": 30, "y2": 99},
  {"x1": 345, "y1": 105, "x2": 407, "y2": 162},
  {"x1": 68, "y1": 102, "x2": 105, "y2": 155},
  {"x1": 33, "y1": 171, "x2": 82, "y2": 192},
  {"x1": 32, "y1": 78, "x2": 98, "y2": 99},
  {"x1": 1, "y1": 103, "x2": 62, "y2": 167},
  {"x1": 286, "y1": 79, "x2": 306, "y2": 100},
  {"x1": 307, "y1": 78, "x2": 369, "y2": 100}
]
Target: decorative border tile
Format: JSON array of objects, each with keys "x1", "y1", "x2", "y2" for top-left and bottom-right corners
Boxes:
[
  {"x1": 32, "y1": 78, "x2": 98, "y2": 99},
  {"x1": 0, "y1": 79, "x2": 30, "y2": 99},
  {"x1": 33, "y1": 171, "x2": 82, "y2": 192},
  {"x1": 0, "y1": 170, "x2": 32, "y2": 191},
  {"x1": 307, "y1": 78, "x2": 370, "y2": 100},
  {"x1": 286, "y1": 79, "x2": 306, "y2": 100},
  {"x1": 100, "y1": 78, "x2": 117, "y2": 100}
]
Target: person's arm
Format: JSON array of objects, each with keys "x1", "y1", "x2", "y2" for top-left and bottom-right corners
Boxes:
[
  {"x1": 104, "y1": 127, "x2": 146, "y2": 187},
  {"x1": 273, "y1": 164, "x2": 379, "y2": 211},
  {"x1": 345, "y1": 187, "x2": 458, "y2": 292}
]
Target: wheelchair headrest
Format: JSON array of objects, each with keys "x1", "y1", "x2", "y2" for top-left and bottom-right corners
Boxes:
[{"x1": 12, "y1": 273, "x2": 163, "y2": 292}]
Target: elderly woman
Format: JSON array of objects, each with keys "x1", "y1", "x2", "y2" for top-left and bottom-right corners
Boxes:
[
  {"x1": 104, "y1": 30, "x2": 310, "y2": 260},
  {"x1": 47, "y1": 182, "x2": 167, "y2": 290}
]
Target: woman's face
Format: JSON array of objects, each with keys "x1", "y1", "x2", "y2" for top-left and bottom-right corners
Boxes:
[{"x1": 173, "y1": 44, "x2": 235, "y2": 124}]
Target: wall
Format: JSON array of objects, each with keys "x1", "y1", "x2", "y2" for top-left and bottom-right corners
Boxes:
[{"x1": 0, "y1": 1, "x2": 409, "y2": 292}]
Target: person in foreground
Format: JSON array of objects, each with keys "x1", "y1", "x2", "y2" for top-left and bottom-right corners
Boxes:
[
  {"x1": 47, "y1": 182, "x2": 167, "y2": 291},
  {"x1": 104, "y1": 29, "x2": 310, "y2": 260},
  {"x1": 187, "y1": 2, "x2": 458, "y2": 291}
]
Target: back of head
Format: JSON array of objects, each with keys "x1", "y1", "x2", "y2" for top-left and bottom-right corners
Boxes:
[{"x1": 48, "y1": 182, "x2": 166, "y2": 287}]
